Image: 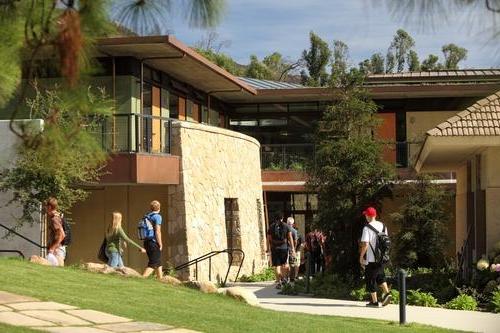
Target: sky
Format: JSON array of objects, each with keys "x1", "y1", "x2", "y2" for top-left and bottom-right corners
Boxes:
[{"x1": 168, "y1": 0, "x2": 500, "y2": 69}]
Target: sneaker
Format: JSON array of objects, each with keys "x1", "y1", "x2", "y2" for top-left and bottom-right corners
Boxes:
[
  {"x1": 382, "y1": 293, "x2": 392, "y2": 306},
  {"x1": 366, "y1": 302, "x2": 380, "y2": 307},
  {"x1": 275, "y1": 282, "x2": 282, "y2": 289}
]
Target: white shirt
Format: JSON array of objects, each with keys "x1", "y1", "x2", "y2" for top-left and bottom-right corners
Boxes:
[{"x1": 361, "y1": 220, "x2": 387, "y2": 265}]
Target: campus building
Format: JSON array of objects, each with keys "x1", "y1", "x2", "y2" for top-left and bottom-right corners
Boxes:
[{"x1": 1, "y1": 35, "x2": 500, "y2": 280}]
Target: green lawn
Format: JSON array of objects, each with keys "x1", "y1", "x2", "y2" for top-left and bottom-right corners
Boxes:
[
  {"x1": 0, "y1": 323, "x2": 43, "y2": 332},
  {"x1": 0, "y1": 258, "x2": 463, "y2": 333}
]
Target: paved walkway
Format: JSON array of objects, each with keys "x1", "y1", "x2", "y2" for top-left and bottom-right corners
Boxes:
[
  {"x1": 0, "y1": 291, "x2": 200, "y2": 333},
  {"x1": 237, "y1": 282, "x2": 500, "y2": 333}
]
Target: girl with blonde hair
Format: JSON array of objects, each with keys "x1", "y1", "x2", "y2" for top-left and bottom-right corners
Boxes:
[{"x1": 105, "y1": 211, "x2": 145, "y2": 267}]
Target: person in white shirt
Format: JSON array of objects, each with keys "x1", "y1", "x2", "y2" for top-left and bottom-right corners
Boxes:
[{"x1": 359, "y1": 207, "x2": 392, "y2": 307}]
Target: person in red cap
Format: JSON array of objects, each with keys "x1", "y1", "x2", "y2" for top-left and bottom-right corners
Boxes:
[{"x1": 359, "y1": 206, "x2": 392, "y2": 307}]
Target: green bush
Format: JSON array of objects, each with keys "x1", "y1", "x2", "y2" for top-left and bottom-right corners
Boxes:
[
  {"x1": 407, "y1": 290, "x2": 438, "y2": 307},
  {"x1": 390, "y1": 289, "x2": 400, "y2": 304},
  {"x1": 238, "y1": 267, "x2": 275, "y2": 282},
  {"x1": 490, "y1": 291, "x2": 500, "y2": 313},
  {"x1": 350, "y1": 286, "x2": 368, "y2": 301},
  {"x1": 445, "y1": 294, "x2": 477, "y2": 311}
]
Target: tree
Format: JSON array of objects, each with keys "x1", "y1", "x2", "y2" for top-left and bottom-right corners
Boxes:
[
  {"x1": 331, "y1": 40, "x2": 349, "y2": 87},
  {"x1": 391, "y1": 175, "x2": 452, "y2": 268},
  {"x1": 421, "y1": 54, "x2": 443, "y2": 71},
  {"x1": 442, "y1": 43, "x2": 468, "y2": 69},
  {"x1": 386, "y1": 52, "x2": 396, "y2": 73},
  {"x1": 245, "y1": 55, "x2": 273, "y2": 80},
  {"x1": 408, "y1": 50, "x2": 420, "y2": 71},
  {"x1": 307, "y1": 70, "x2": 394, "y2": 275},
  {"x1": 196, "y1": 48, "x2": 243, "y2": 76},
  {"x1": 262, "y1": 52, "x2": 302, "y2": 81},
  {"x1": 109, "y1": 0, "x2": 227, "y2": 36},
  {"x1": 301, "y1": 31, "x2": 332, "y2": 86},
  {"x1": 386, "y1": 29, "x2": 416, "y2": 72},
  {"x1": 370, "y1": 53, "x2": 385, "y2": 74}
]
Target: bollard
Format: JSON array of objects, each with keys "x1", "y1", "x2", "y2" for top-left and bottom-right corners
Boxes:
[
  {"x1": 305, "y1": 252, "x2": 310, "y2": 293},
  {"x1": 398, "y1": 269, "x2": 407, "y2": 325}
]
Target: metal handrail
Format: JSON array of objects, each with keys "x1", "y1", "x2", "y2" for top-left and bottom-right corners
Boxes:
[
  {"x1": 0, "y1": 250, "x2": 25, "y2": 259},
  {"x1": 175, "y1": 248, "x2": 245, "y2": 286},
  {"x1": 456, "y1": 223, "x2": 474, "y2": 283},
  {"x1": 0, "y1": 223, "x2": 45, "y2": 249}
]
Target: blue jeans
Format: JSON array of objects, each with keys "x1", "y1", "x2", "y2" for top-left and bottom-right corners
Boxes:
[{"x1": 105, "y1": 249, "x2": 124, "y2": 268}]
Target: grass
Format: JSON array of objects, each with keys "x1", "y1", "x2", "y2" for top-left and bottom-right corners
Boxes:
[
  {"x1": 0, "y1": 323, "x2": 44, "y2": 332},
  {"x1": 0, "y1": 258, "x2": 464, "y2": 333}
]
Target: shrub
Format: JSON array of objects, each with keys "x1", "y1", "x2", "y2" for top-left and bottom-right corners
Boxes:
[
  {"x1": 390, "y1": 289, "x2": 400, "y2": 304},
  {"x1": 407, "y1": 289, "x2": 438, "y2": 307},
  {"x1": 350, "y1": 286, "x2": 368, "y2": 301},
  {"x1": 490, "y1": 291, "x2": 500, "y2": 313},
  {"x1": 238, "y1": 267, "x2": 275, "y2": 282},
  {"x1": 445, "y1": 294, "x2": 477, "y2": 311}
]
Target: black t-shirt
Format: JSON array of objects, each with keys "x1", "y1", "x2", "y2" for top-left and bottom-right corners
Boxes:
[{"x1": 267, "y1": 222, "x2": 291, "y2": 250}]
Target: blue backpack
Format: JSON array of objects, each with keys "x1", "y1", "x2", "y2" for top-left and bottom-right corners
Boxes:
[{"x1": 137, "y1": 213, "x2": 156, "y2": 241}]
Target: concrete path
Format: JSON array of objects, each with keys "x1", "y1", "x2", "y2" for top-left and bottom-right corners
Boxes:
[
  {"x1": 0, "y1": 291, "x2": 200, "y2": 333},
  {"x1": 237, "y1": 282, "x2": 500, "y2": 333}
]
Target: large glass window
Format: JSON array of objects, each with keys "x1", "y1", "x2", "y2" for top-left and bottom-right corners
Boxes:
[
  {"x1": 169, "y1": 93, "x2": 179, "y2": 119},
  {"x1": 186, "y1": 99, "x2": 193, "y2": 121},
  {"x1": 259, "y1": 103, "x2": 287, "y2": 113}
]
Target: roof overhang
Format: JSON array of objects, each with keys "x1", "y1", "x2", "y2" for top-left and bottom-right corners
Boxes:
[
  {"x1": 97, "y1": 36, "x2": 257, "y2": 100},
  {"x1": 415, "y1": 135, "x2": 500, "y2": 172}
]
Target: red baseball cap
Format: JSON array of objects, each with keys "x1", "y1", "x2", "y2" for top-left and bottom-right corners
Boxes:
[{"x1": 363, "y1": 207, "x2": 377, "y2": 217}]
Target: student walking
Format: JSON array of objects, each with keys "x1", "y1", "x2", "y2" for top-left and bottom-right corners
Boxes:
[
  {"x1": 105, "y1": 212, "x2": 146, "y2": 268},
  {"x1": 267, "y1": 216, "x2": 295, "y2": 289},
  {"x1": 286, "y1": 217, "x2": 299, "y2": 282},
  {"x1": 46, "y1": 197, "x2": 66, "y2": 267},
  {"x1": 359, "y1": 207, "x2": 392, "y2": 307},
  {"x1": 140, "y1": 200, "x2": 164, "y2": 279}
]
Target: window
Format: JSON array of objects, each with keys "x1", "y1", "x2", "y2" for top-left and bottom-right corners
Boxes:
[
  {"x1": 224, "y1": 198, "x2": 243, "y2": 265},
  {"x1": 169, "y1": 93, "x2": 179, "y2": 119},
  {"x1": 201, "y1": 106, "x2": 209, "y2": 123},
  {"x1": 186, "y1": 100, "x2": 193, "y2": 121},
  {"x1": 209, "y1": 109, "x2": 219, "y2": 126}
]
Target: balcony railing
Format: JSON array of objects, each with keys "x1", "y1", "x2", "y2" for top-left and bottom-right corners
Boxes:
[
  {"x1": 261, "y1": 144, "x2": 314, "y2": 171},
  {"x1": 91, "y1": 114, "x2": 174, "y2": 154},
  {"x1": 261, "y1": 142, "x2": 421, "y2": 171}
]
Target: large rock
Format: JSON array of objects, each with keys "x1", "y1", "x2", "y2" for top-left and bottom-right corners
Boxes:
[
  {"x1": 29, "y1": 255, "x2": 50, "y2": 266},
  {"x1": 161, "y1": 275, "x2": 182, "y2": 286},
  {"x1": 82, "y1": 262, "x2": 108, "y2": 273},
  {"x1": 81, "y1": 263, "x2": 141, "y2": 277},
  {"x1": 183, "y1": 280, "x2": 218, "y2": 294},
  {"x1": 115, "y1": 266, "x2": 142, "y2": 277},
  {"x1": 223, "y1": 287, "x2": 259, "y2": 306}
]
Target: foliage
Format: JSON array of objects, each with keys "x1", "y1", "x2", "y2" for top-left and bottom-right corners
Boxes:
[
  {"x1": 196, "y1": 48, "x2": 243, "y2": 76},
  {"x1": 359, "y1": 53, "x2": 385, "y2": 75},
  {"x1": 0, "y1": 86, "x2": 112, "y2": 225},
  {"x1": 445, "y1": 294, "x2": 478, "y2": 311},
  {"x1": 408, "y1": 50, "x2": 420, "y2": 71},
  {"x1": 0, "y1": 259, "x2": 457, "y2": 333},
  {"x1": 490, "y1": 291, "x2": 500, "y2": 313},
  {"x1": 331, "y1": 40, "x2": 349, "y2": 87},
  {"x1": 407, "y1": 289, "x2": 438, "y2": 307},
  {"x1": 386, "y1": 29, "x2": 415, "y2": 72},
  {"x1": 442, "y1": 44, "x2": 468, "y2": 70},
  {"x1": 245, "y1": 55, "x2": 274, "y2": 80},
  {"x1": 350, "y1": 286, "x2": 368, "y2": 301},
  {"x1": 307, "y1": 69, "x2": 394, "y2": 274},
  {"x1": 109, "y1": 0, "x2": 226, "y2": 35},
  {"x1": 390, "y1": 289, "x2": 400, "y2": 304},
  {"x1": 239, "y1": 267, "x2": 275, "y2": 282},
  {"x1": 301, "y1": 31, "x2": 332, "y2": 86},
  {"x1": 391, "y1": 175, "x2": 452, "y2": 269}
]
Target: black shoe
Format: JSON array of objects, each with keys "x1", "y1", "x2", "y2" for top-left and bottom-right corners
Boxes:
[
  {"x1": 382, "y1": 293, "x2": 392, "y2": 306},
  {"x1": 366, "y1": 302, "x2": 380, "y2": 307},
  {"x1": 275, "y1": 282, "x2": 282, "y2": 289}
]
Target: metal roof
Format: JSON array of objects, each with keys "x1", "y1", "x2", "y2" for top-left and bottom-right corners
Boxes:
[
  {"x1": 365, "y1": 69, "x2": 500, "y2": 85},
  {"x1": 238, "y1": 77, "x2": 304, "y2": 90}
]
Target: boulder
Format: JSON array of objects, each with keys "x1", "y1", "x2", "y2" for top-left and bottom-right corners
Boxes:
[
  {"x1": 183, "y1": 280, "x2": 218, "y2": 294},
  {"x1": 115, "y1": 266, "x2": 142, "y2": 277},
  {"x1": 223, "y1": 287, "x2": 259, "y2": 306},
  {"x1": 161, "y1": 275, "x2": 182, "y2": 286},
  {"x1": 82, "y1": 262, "x2": 108, "y2": 273},
  {"x1": 29, "y1": 255, "x2": 51, "y2": 266}
]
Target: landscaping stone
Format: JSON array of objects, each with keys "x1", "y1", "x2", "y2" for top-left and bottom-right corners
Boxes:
[
  {"x1": 0, "y1": 311, "x2": 55, "y2": 327},
  {"x1": 81, "y1": 262, "x2": 109, "y2": 273},
  {"x1": 95, "y1": 321, "x2": 173, "y2": 332},
  {"x1": 65, "y1": 309, "x2": 131, "y2": 324},
  {"x1": 34, "y1": 327, "x2": 111, "y2": 333},
  {"x1": 0, "y1": 291, "x2": 38, "y2": 304},
  {"x1": 82, "y1": 262, "x2": 142, "y2": 277},
  {"x1": 29, "y1": 255, "x2": 51, "y2": 266},
  {"x1": 223, "y1": 287, "x2": 259, "y2": 306},
  {"x1": 7, "y1": 301, "x2": 77, "y2": 311},
  {"x1": 183, "y1": 281, "x2": 218, "y2": 294},
  {"x1": 21, "y1": 310, "x2": 90, "y2": 326},
  {"x1": 141, "y1": 330, "x2": 201, "y2": 333},
  {"x1": 0, "y1": 305, "x2": 12, "y2": 311},
  {"x1": 115, "y1": 266, "x2": 142, "y2": 277},
  {"x1": 160, "y1": 275, "x2": 182, "y2": 286}
]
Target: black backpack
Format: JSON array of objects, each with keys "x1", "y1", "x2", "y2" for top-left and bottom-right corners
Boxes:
[
  {"x1": 271, "y1": 222, "x2": 287, "y2": 245},
  {"x1": 366, "y1": 223, "x2": 390, "y2": 264},
  {"x1": 61, "y1": 214, "x2": 72, "y2": 246}
]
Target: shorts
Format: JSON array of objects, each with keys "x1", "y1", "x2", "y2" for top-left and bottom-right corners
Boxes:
[
  {"x1": 271, "y1": 248, "x2": 288, "y2": 267},
  {"x1": 365, "y1": 262, "x2": 386, "y2": 293},
  {"x1": 144, "y1": 239, "x2": 161, "y2": 268}
]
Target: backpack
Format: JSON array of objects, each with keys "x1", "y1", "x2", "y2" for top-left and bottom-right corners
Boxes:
[
  {"x1": 60, "y1": 214, "x2": 72, "y2": 246},
  {"x1": 270, "y1": 222, "x2": 287, "y2": 245},
  {"x1": 366, "y1": 223, "x2": 391, "y2": 264},
  {"x1": 137, "y1": 213, "x2": 156, "y2": 241}
]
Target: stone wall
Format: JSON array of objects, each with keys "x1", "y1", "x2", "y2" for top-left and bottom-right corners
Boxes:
[
  {"x1": 167, "y1": 121, "x2": 266, "y2": 282},
  {"x1": 0, "y1": 120, "x2": 44, "y2": 259}
]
